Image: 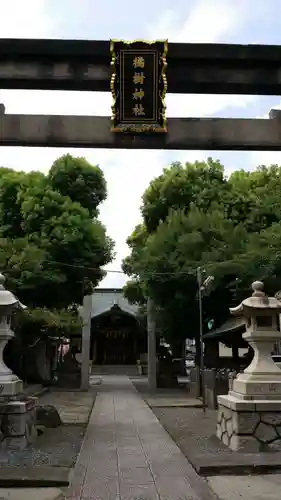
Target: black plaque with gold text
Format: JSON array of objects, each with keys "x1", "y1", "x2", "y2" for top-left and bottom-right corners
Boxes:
[{"x1": 110, "y1": 40, "x2": 168, "y2": 133}]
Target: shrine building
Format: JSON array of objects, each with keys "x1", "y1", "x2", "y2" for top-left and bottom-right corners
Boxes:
[{"x1": 90, "y1": 289, "x2": 146, "y2": 366}]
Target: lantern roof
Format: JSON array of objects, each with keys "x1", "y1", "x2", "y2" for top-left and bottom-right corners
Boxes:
[
  {"x1": 0, "y1": 273, "x2": 26, "y2": 309},
  {"x1": 230, "y1": 281, "x2": 281, "y2": 317}
]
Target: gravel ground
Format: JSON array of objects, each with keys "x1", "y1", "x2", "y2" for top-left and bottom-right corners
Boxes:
[
  {"x1": 152, "y1": 406, "x2": 225, "y2": 457},
  {"x1": 0, "y1": 425, "x2": 86, "y2": 467},
  {"x1": 0, "y1": 388, "x2": 96, "y2": 468}
]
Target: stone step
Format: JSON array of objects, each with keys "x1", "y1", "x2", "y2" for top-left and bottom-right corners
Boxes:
[
  {"x1": 91, "y1": 364, "x2": 139, "y2": 376},
  {"x1": 0, "y1": 488, "x2": 64, "y2": 500},
  {"x1": 0, "y1": 466, "x2": 70, "y2": 487}
]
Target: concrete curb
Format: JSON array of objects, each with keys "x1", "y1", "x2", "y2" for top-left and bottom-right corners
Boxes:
[
  {"x1": 188, "y1": 454, "x2": 281, "y2": 476},
  {"x1": 147, "y1": 403, "x2": 203, "y2": 409},
  {"x1": 23, "y1": 385, "x2": 50, "y2": 399},
  {"x1": 0, "y1": 466, "x2": 70, "y2": 488},
  {"x1": 0, "y1": 488, "x2": 65, "y2": 500},
  {"x1": 33, "y1": 387, "x2": 50, "y2": 398}
]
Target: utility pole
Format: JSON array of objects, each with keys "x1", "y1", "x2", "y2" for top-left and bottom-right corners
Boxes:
[
  {"x1": 147, "y1": 297, "x2": 157, "y2": 392},
  {"x1": 197, "y1": 267, "x2": 205, "y2": 413},
  {"x1": 196, "y1": 268, "x2": 214, "y2": 413}
]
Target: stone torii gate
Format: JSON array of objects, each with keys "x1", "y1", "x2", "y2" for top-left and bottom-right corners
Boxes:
[
  {"x1": 0, "y1": 39, "x2": 281, "y2": 149},
  {"x1": 2, "y1": 38, "x2": 281, "y2": 389}
]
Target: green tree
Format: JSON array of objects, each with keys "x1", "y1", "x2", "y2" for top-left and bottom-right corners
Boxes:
[
  {"x1": 141, "y1": 158, "x2": 228, "y2": 233},
  {"x1": 48, "y1": 154, "x2": 107, "y2": 216},
  {"x1": 232, "y1": 221, "x2": 281, "y2": 297},
  {"x1": 0, "y1": 155, "x2": 114, "y2": 308},
  {"x1": 123, "y1": 159, "x2": 281, "y2": 357},
  {"x1": 0, "y1": 169, "x2": 26, "y2": 238},
  {"x1": 226, "y1": 164, "x2": 281, "y2": 231},
  {"x1": 124, "y1": 206, "x2": 248, "y2": 355}
]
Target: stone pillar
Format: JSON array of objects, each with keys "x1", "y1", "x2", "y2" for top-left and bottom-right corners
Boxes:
[
  {"x1": 0, "y1": 272, "x2": 37, "y2": 450},
  {"x1": 147, "y1": 297, "x2": 157, "y2": 392},
  {"x1": 0, "y1": 104, "x2": 5, "y2": 140},
  {"x1": 216, "y1": 281, "x2": 281, "y2": 452},
  {"x1": 92, "y1": 339, "x2": 97, "y2": 363},
  {"x1": 80, "y1": 294, "x2": 92, "y2": 391}
]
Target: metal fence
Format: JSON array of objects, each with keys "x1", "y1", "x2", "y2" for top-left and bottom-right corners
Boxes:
[{"x1": 203, "y1": 368, "x2": 237, "y2": 409}]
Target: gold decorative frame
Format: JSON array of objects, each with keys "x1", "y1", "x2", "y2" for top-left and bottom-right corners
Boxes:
[{"x1": 110, "y1": 39, "x2": 168, "y2": 133}]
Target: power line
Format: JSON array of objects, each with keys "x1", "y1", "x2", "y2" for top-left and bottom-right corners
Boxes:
[
  {"x1": 43, "y1": 258, "x2": 200, "y2": 278},
  {"x1": 44, "y1": 259, "x2": 125, "y2": 274},
  {"x1": 0, "y1": 256, "x2": 200, "y2": 278},
  {"x1": 45, "y1": 259, "x2": 197, "y2": 276}
]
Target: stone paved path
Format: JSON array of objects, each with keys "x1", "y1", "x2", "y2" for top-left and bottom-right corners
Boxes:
[{"x1": 66, "y1": 375, "x2": 217, "y2": 500}]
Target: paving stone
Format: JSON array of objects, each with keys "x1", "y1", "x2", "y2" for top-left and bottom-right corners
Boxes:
[
  {"x1": 81, "y1": 476, "x2": 119, "y2": 499},
  {"x1": 118, "y1": 467, "x2": 154, "y2": 484},
  {"x1": 119, "y1": 483, "x2": 159, "y2": 500},
  {"x1": 149, "y1": 461, "x2": 192, "y2": 478},
  {"x1": 116, "y1": 439, "x2": 140, "y2": 448},
  {"x1": 155, "y1": 477, "x2": 201, "y2": 500},
  {"x1": 118, "y1": 454, "x2": 148, "y2": 469},
  {"x1": 85, "y1": 463, "x2": 118, "y2": 477}
]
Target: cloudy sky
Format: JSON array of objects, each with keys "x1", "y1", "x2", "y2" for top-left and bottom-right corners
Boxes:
[{"x1": 1, "y1": 0, "x2": 281, "y2": 288}]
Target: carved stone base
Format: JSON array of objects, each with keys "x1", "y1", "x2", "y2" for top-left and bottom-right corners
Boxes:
[
  {"x1": 232, "y1": 375, "x2": 281, "y2": 400},
  {"x1": 217, "y1": 395, "x2": 281, "y2": 452},
  {"x1": 0, "y1": 397, "x2": 38, "y2": 450}
]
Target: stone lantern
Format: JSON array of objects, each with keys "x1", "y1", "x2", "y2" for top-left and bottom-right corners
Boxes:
[
  {"x1": 0, "y1": 272, "x2": 37, "y2": 450},
  {"x1": 0, "y1": 272, "x2": 26, "y2": 398},
  {"x1": 216, "y1": 281, "x2": 281, "y2": 452}
]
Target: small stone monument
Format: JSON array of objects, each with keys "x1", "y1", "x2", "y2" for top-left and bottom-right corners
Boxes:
[
  {"x1": 217, "y1": 281, "x2": 281, "y2": 452},
  {"x1": 0, "y1": 272, "x2": 37, "y2": 449}
]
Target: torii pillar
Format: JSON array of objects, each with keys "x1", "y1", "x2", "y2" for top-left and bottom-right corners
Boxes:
[{"x1": 80, "y1": 294, "x2": 92, "y2": 390}]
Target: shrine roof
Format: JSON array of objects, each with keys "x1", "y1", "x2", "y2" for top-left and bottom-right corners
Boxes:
[
  {"x1": 203, "y1": 316, "x2": 245, "y2": 340},
  {"x1": 91, "y1": 288, "x2": 138, "y2": 318}
]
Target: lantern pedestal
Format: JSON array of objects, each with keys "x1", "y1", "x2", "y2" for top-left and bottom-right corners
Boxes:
[
  {"x1": 0, "y1": 364, "x2": 38, "y2": 450},
  {"x1": 217, "y1": 395, "x2": 281, "y2": 452},
  {"x1": 0, "y1": 370, "x2": 38, "y2": 450},
  {"x1": 0, "y1": 397, "x2": 38, "y2": 450}
]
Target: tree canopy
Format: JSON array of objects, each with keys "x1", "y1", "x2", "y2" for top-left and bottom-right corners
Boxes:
[
  {"x1": 48, "y1": 154, "x2": 107, "y2": 217},
  {"x1": 123, "y1": 158, "x2": 281, "y2": 354},
  {"x1": 0, "y1": 154, "x2": 114, "y2": 308}
]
